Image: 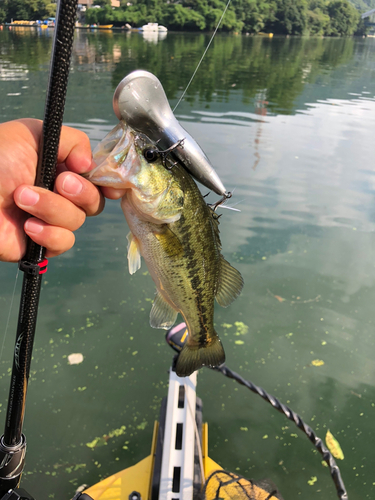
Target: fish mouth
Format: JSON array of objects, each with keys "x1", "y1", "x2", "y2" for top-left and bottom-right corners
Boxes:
[{"x1": 82, "y1": 121, "x2": 141, "y2": 188}]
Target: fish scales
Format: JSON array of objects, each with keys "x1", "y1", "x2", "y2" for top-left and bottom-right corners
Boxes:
[
  {"x1": 85, "y1": 123, "x2": 243, "y2": 377},
  {"x1": 131, "y1": 166, "x2": 220, "y2": 338}
]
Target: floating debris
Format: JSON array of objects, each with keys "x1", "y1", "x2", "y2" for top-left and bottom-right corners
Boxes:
[
  {"x1": 75, "y1": 485, "x2": 89, "y2": 494},
  {"x1": 86, "y1": 425, "x2": 127, "y2": 449},
  {"x1": 234, "y1": 321, "x2": 248, "y2": 335},
  {"x1": 311, "y1": 359, "x2": 325, "y2": 367},
  {"x1": 325, "y1": 430, "x2": 344, "y2": 460},
  {"x1": 267, "y1": 289, "x2": 320, "y2": 305},
  {"x1": 136, "y1": 421, "x2": 147, "y2": 430},
  {"x1": 274, "y1": 294, "x2": 286, "y2": 303},
  {"x1": 68, "y1": 353, "x2": 84, "y2": 365},
  {"x1": 221, "y1": 323, "x2": 233, "y2": 329},
  {"x1": 65, "y1": 464, "x2": 86, "y2": 474}
]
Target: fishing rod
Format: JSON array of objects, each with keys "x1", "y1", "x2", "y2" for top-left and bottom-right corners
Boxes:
[{"x1": 0, "y1": 0, "x2": 77, "y2": 496}]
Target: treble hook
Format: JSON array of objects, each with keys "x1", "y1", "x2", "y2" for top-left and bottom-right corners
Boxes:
[
  {"x1": 158, "y1": 138, "x2": 185, "y2": 155},
  {"x1": 209, "y1": 191, "x2": 232, "y2": 211},
  {"x1": 158, "y1": 138, "x2": 185, "y2": 168}
]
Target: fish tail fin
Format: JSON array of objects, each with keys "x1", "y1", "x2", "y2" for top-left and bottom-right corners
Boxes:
[{"x1": 174, "y1": 334, "x2": 225, "y2": 377}]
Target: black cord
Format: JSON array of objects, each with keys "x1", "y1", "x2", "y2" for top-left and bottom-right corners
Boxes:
[{"x1": 213, "y1": 364, "x2": 348, "y2": 500}]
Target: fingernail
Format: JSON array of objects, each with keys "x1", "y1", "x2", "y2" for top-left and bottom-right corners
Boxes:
[
  {"x1": 62, "y1": 174, "x2": 83, "y2": 195},
  {"x1": 19, "y1": 187, "x2": 39, "y2": 206},
  {"x1": 25, "y1": 219, "x2": 43, "y2": 234},
  {"x1": 81, "y1": 156, "x2": 94, "y2": 172}
]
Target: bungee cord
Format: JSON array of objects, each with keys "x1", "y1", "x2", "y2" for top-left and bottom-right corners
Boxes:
[{"x1": 213, "y1": 364, "x2": 349, "y2": 500}]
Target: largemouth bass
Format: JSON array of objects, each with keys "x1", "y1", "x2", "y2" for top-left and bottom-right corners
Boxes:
[{"x1": 85, "y1": 121, "x2": 243, "y2": 377}]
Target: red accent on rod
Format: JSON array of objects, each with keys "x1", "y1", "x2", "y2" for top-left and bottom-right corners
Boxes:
[{"x1": 38, "y1": 258, "x2": 48, "y2": 274}]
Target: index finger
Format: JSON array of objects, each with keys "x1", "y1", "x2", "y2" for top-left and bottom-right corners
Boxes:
[
  {"x1": 58, "y1": 125, "x2": 94, "y2": 174},
  {"x1": 15, "y1": 119, "x2": 94, "y2": 175}
]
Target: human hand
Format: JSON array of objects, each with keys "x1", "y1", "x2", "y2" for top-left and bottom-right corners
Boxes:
[{"x1": 0, "y1": 119, "x2": 105, "y2": 262}]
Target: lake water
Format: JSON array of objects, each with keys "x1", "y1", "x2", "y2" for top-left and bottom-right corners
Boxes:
[{"x1": 1, "y1": 27, "x2": 375, "y2": 499}]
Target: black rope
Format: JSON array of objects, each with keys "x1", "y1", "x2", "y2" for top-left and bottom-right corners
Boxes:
[{"x1": 213, "y1": 364, "x2": 348, "y2": 500}]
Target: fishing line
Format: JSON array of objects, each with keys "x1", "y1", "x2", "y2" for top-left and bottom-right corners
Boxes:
[
  {"x1": 173, "y1": 0, "x2": 232, "y2": 112},
  {"x1": 0, "y1": 269, "x2": 19, "y2": 364},
  {"x1": 219, "y1": 187, "x2": 243, "y2": 212}
]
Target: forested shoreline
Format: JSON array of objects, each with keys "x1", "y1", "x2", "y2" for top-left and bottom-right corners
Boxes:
[
  {"x1": 1, "y1": 0, "x2": 373, "y2": 36},
  {"x1": 86, "y1": 0, "x2": 368, "y2": 35}
]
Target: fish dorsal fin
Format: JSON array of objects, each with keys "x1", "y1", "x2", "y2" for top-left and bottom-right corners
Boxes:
[
  {"x1": 150, "y1": 290, "x2": 178, "y2": 329},
  {"x1": 127, "y1": 232, "x2": 141, "y2": 275},
  {"x1": 216, "y1": 257, "x2": 244, "y2": 308}
]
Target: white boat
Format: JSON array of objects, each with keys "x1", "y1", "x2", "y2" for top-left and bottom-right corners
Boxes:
[{"x1": 139, "y1": 22, "x2": 167, "y2": 32}]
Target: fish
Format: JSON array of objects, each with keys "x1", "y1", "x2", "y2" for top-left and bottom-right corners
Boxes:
[{"x1": 85, "y1": 121, "x2": 244, "y2": 377}]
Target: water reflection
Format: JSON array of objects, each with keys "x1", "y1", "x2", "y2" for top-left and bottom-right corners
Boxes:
[
  {"x1": 0, "y1": 62, "x2": 28, "y2": 82},
  {"x1": 142, "y1": 30, "x2": 167, "y2": 43},
  {"x1": 0, "y1": 28, "x2": 367, "y2": 116}
]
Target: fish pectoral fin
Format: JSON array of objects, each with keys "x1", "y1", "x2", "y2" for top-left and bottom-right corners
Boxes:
[
  {"x1": 127, "y1": 232, "x2": 142, "y2": 275},
  {"x1": 216, "y1": 257, "x2": 244, "y2": 308},
  {"x1": 152, "y1": 225, "x2": 184, "y2": 258},
  {"x1": 150, "y1": 291, "x2": 178, "y2": 329}
]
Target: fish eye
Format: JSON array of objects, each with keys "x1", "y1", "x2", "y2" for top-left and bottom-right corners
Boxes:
[{"x1": 144, "y1": 148, "x2": 158, "y2": 162}]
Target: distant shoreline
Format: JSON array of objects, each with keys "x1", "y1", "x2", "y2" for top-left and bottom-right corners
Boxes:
[
  {"x1": 2, "y1": 23, "x2": 128, "y2": 30},
  {"x1": 2, "y1": 22, "x2": 372, "y2": 37}
]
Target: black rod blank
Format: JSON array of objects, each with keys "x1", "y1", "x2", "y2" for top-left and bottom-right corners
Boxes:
[{"x1": 0, "y1": 0, "x2": 77, "y2": 493}]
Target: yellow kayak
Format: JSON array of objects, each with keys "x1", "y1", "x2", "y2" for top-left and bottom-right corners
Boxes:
[{"x1": 80, "y1": 368, "x2": 283, "y2": 500}]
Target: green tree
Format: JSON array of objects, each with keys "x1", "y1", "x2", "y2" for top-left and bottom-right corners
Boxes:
[
  {"x1": 266, "y1": 0, "x2": 308, "y2": 34},
  {"x1": 163, "y1": 4, "x2": 207, "y2": 30},
  {"x1": 0, "y1": 5, "x2": 6, "y2": 23},
  {"x1": 327, "y1": 0, "x2": 360, "y2": 35},
  {"x1": 85, "y1": 8, "x2": 98, "y2": 24},
  {"x1": 79, "y1": 0, "x2": 364, "y2": 33},
  {"x1": 2, "y1": 0, "x2": 56, "y2": 22},
  {"x1": 354, "y1": 17, "x2": 369, "y2": 35},
  {"x1": 95, "y1": 0, "x2": 112, "y2": 6},
  {"x1": 307, "y1": 7, "x2": 331, "y2": 34},
  {"x1": 176, "y1": 0, "x2": 242, "y2": 31},
  {"x1": 120, "y1": 3, "x2": 148, "y2": 25},
  {"x1": 233, "y1": 0, "x2": 276, "y2": 33},
  {"x1": 45, "y1": 2, "x2": 56, "y2": 17}
]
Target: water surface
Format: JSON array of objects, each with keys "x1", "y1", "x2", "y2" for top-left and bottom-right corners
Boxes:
[{"x1": 1, "y1": 28, "x2": 375, "y2": 499}]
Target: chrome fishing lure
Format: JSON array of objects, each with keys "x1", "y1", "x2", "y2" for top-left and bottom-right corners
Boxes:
[{"x1": 112, "y1": 70, "x2": 228, "y2": 197}]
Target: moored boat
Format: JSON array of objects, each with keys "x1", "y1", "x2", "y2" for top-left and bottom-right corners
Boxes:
[{"x1": 139, "y1": 22, "x2": 168, "y2": 32}]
